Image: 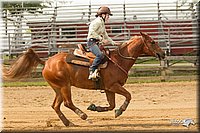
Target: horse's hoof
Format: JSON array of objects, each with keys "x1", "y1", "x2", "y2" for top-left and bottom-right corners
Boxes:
[
  {"x1": 115, "y1": 109, "x2": 122, "y2": 118},
  {"x1": 69, "y1": 122, "x2": 76, "y2": 126},
  {"x1": 87, "y1": 104, "x2": 96, "y2": 111},
  {"x1": 80, "y1": 113, "x2": 88, "y2": 120},
  {"x1": 63, "y1": 121, "x2": 70, "y2": 127}
]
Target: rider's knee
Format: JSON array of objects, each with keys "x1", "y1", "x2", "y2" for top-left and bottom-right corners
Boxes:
[{"x1": 96, "y1": 52, "x2": 104, "y2": 59}]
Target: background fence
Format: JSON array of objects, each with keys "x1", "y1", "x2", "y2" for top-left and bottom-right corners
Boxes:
[
  {"x1": 1, "y1": 1, "x2": 199, "y2": 81},
  {"x1": 1, "y1": 2, "x2": 199, "y2": 57}
]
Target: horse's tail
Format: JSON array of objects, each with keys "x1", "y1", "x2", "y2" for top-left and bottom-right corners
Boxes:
[{"x1": 3, "y1": 48, "x2": 45, "y2": 80}]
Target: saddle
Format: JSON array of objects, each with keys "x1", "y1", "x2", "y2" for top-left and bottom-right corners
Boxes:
[
  {"x1": 66, "y1": 44, "x2": 109, "y2": 91},
  {"x1": 67, "y1": 44, "x2": 109, "y2": 68}
]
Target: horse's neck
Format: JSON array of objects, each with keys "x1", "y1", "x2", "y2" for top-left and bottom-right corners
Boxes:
[
  {"x1": 112, "y1": 37, "x2": 143, "y2": 72},
  {"x1": 127, "y1": 37, "x2": 144, "y2": 59}
]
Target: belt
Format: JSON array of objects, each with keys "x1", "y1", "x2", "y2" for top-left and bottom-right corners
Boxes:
[{"x1": 88, "y1": 38, "x2": 100, "y2": 42}]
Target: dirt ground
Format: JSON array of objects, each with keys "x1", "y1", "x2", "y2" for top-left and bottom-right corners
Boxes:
[{"x1": 2, "y1": 81, "x2": 198, "y2": 132}]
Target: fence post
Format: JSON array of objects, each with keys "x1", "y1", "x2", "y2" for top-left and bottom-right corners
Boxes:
[
  {"x1": 8, "y1": 33, "x2": 11, "y2": 59},
  {"x1": 167, "y1": 27, "x2": 171, "y2": 56},
  {"x1": 48, "y1": 32, "x2": 50, "y2": 56},
  {"x1": 123, "y1": 3, "x2": 127, "y2": 40},
  {"x1": 49, "y1": 6, "x2": 57, "y2": 54},
  {"x1": 160, "y1": 59, "x2": 166, "y2": 82},
  {"x1": 88, "y1": 3, "x2": 91, "y2": 22},
  {"x1": 157, "y1": 3, "x2": 161, "y2": 20}
]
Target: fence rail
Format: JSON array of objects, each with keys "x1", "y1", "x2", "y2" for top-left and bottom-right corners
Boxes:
[{"x1": 1, "y1": 2, "x2": 199, "y2": 61}]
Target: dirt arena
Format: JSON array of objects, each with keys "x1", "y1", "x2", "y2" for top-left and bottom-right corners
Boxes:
[{"x1": 2, "y1": 81, "x2": 198, "y2": 132}]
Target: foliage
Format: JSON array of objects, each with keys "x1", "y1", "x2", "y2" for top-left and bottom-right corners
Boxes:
[{"x1": 2, "y1": 1, "x2": 45, "y2": 16}]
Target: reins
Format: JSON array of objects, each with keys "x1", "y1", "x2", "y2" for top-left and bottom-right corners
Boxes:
[
  {"x1": 106, "y1": 35, "x2": 156, "y2": 77},
  {"x1": 106, "y1": 41, "x2": 137, "y2": 77},
  {"x1": 117, "y1": 47, "x2": 136, "y2": 60},
  {"x1": 105, "y1": 54, "x2": 129, "y2": 76},
  {"x1": 140, "y1": 36, "x2": 156, "y2": 56}
]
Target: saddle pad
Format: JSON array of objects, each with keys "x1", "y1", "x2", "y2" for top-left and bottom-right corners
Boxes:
[
  {"x1": 66, "y1": 53, "x2": 108, "y2": 68},
  {"x1": 71, "y1": 60, "x2": 90, "y2": 67},
  {"x1": 66, "y1": 54, "x2": 90, "y2": 67}
]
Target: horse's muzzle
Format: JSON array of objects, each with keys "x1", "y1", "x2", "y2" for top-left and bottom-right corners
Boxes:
[{"x1": 156, "y1": 52, "x2": 165, "y2": 60}]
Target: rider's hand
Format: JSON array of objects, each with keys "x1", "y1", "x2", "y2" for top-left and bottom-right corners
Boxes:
[
  {"x1": 102, "y1": 40, "x2": 109, "y2": 45},
  {"x1": 114, "y1": 42, "x2": 122, "y2": 46}
]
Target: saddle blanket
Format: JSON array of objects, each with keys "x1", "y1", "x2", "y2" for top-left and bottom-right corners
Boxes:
[
  {"x1": 66, "y1": 53, "x2": 108, "y2": 68},
  {"x1": 66, "y1": 54, "x2": 91, "y2": 67}
]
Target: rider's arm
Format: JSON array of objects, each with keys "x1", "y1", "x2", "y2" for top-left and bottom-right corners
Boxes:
[{"x1": 103, "y1": 30, "x2": 115, "y2": 45}]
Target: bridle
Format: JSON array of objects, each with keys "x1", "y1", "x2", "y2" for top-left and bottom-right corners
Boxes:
[
  {"x1": 108, "y1": 36, "x2": 157, "y2": 77},
  {"x1": 117, "y1": 36, "x2": 157, "y2": 60},
  {"x1": 140, "y1": 36, "x2": 157, "y2": 56}
]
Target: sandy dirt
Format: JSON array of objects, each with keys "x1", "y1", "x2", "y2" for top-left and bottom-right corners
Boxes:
[{"x1": 2, "y1": 81, "x2": 198, "y2": 132}]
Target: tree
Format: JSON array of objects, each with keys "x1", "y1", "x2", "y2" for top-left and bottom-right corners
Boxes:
[
  {"x1": 2, "y1": 1, "x2": 47, "y2": 48},
  {"x1": 2, "y1": 1, "x2": 45, "y2": 15}
]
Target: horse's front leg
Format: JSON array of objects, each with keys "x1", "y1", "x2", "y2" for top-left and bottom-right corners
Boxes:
[
  {"x1": 61, "y1": 85, "x2": 88, "y2": 120},
  {"x1": 108, "y1": 83, "x2": 131, "y2": 118},
  {"x1": 87, "y1": 90, "x2": 115, "y2": 112}
]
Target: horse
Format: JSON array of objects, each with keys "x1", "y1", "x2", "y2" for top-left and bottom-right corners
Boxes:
[{"x1": 3, "y1": 32, "x2": 165, "y2": 126}]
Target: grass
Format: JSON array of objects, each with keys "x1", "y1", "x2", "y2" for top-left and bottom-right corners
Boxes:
[
  {"x1": 2, "y1": 75, "x2": 197, "y2": 87},
  {"x1": 2, "y1": 58, "x2": 197, "y2": 87},
  {"x1": 2, "y1": 81, "x2": 49, "y2": 87}
]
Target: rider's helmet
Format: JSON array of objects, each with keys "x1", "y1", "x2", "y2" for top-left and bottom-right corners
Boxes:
[{"x1": 95, "y1": 6, "x2": 113, "y2": 17}]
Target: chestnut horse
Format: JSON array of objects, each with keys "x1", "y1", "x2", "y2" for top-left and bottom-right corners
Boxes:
[{"x1": 3, "y1": 32, "x2": 165, "y2": 126}]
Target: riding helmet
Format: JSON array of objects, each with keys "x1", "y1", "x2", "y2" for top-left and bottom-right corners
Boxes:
[{"x1": 96, "y1": 6, "x2": 113, "y2": 17}]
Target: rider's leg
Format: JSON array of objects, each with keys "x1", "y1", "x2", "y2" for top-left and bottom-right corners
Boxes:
[{"x1": 88, "y1": 45, "x2": 104, "y2": 79}]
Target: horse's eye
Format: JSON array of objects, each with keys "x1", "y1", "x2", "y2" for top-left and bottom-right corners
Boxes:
[{"x1": 151, "y1": 41, "x2": 155, "y2": 44}]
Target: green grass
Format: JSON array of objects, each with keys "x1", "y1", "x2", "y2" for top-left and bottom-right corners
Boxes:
[
  {"x1": 2, "y1": 57, "x2": 197, "y2": 87},
  {"x1": 2, "y1": 75, "x2": 197, "y2": 87},
  {"x1": 2, "y1": 81, "x2": 49, "y2": 87}
]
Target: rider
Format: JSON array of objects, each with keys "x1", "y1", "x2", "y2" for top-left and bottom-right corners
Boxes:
[{"x1": 87, "y1": 6, "x2": 116, "y2": 80}]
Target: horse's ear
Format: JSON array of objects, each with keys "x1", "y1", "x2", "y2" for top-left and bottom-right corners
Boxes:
[
  {"x1": 140, "y1": 32, "x2": 148, "y2": 39},
  {"x1": 140, "y1": 32, "x2": 147, "y2": 36}
]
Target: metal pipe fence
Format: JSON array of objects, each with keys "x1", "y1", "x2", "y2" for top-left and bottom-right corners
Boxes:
[{"x1": 0, "y1": 2, "x2": 199, "y2": 59}]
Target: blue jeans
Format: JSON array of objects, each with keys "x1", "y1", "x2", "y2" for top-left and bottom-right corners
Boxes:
[{"x1": 87, "y1": 38, "x2": 104, "y2": 72}]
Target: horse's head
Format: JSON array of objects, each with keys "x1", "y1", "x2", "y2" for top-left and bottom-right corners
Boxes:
[{"x1": 140, "y1": 32, "x2": 165, "y2": 60}]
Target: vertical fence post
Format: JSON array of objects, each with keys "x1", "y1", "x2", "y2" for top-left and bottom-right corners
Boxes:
[
  {"x1": 3, "y1": 9, "x2": 8, "y2": 35},
  {"x1": 123, "y1": 3, "x2": 127, "y2": 40},
  {"x1": 176, "y1": 1, "x2": 178, "y2": 19},
  {"x1": 157, "y1": 2, "x2": 161, "y2": 20},
  {"x1": 167, "y1": 27, "x2": 171, "y2": 56},
  {"x1": 191, "y1": 2, "x2": 197, "y2": 47},
  {"x1": 160, "y1": 59, "x2": 167, "y2": 82},
  {"x1": 8, "y1": 33, "x2": 11, "y2": 59},
  {"x1": 88, "y1": 3, "x2": 91, "y2": 22},
  {"x1": 160, "y1": 27, "x2": 171, "y2": 82},
  {"x1": 48, "y1": 32, "x2": 50, "y2": 56},
  {"x1": 123, "y1": 3, "x2": 126, "y2": 21},
  {"x1": 49, "y1": 6, "x2": 57, "y2": 55}
]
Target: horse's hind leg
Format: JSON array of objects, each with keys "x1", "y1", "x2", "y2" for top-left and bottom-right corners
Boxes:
[
  {"x1": 51, "y1": 89, "x2": 71, "y2": 126},
  {"x1": 87, "y1": 90, "x2": 115, "y2": 112},
  {"x1": 61, "y1": 85, "x2": 88, "y2": 120}
]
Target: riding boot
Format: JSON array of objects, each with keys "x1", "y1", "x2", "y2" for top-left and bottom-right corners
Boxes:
[{"x1": 88, "y1": 69, "x2": 98, "y2": 80}]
